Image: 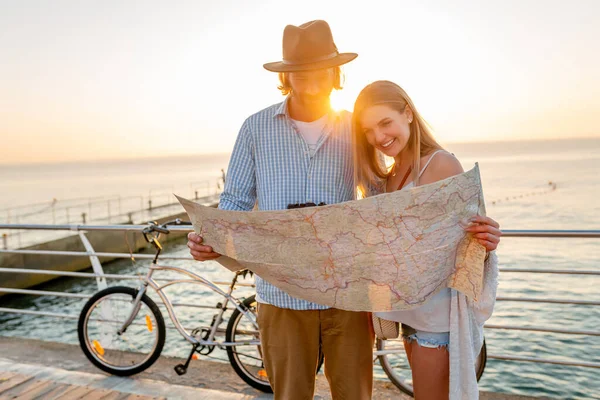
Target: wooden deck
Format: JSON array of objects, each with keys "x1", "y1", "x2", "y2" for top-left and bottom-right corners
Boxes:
[
  {"x1": 0, "y1": 371, "x2": 163, "y2": 399},
  {"x1": 0, "y1": 337, "x2": 547, "y2": 400}
]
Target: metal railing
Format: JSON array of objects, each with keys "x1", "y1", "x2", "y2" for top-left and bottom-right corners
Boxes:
[
  {"x1": 0, "y1": 225, "x2": 599, "y2": 370},
  {"x1": 0, "y1": 218, "x2": 254, "y2": 335},
  {"x1": 0, "y1": 178, "x2": 223, "y2": 249}
]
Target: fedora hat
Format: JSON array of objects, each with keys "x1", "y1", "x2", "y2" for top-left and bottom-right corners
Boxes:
[{"x1": 263, "y1": 20, "x2": 357, "y2": 72}]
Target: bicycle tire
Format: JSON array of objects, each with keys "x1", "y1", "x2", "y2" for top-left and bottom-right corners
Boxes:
[
  {"x1": 78, "y1": 286, "x2": 166, "y2": 376},
  {"x1": 476, "y1": 338, "x2": 487, "y2": 378},
  {"x1": 377, "y1": 337, "x2": 487, "y2": 397},
  {"x1": 226, "y1": 295, "x2": 325, "y2": 393},
  {"x1": 226, "y1": 295, "x2": 273, "y2": 393},
  {"x1": 225, "y1": 295, "x2": 273, "y2": 393}
]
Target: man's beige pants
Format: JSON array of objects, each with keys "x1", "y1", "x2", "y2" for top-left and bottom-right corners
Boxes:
[{"x1": 257, "y1": 303, "x2": 374, "y2": 400}]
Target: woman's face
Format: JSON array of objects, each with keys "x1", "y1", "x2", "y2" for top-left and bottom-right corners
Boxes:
[{"x1": 359, "y1": 104, "x2": 412, "y2": 158}]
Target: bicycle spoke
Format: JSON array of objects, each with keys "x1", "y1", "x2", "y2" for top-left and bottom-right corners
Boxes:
[
  {"x1": 230, "y1": 351, "x2": 264, "y2": 362},
  {"x1": 84, "y1": 292, "x2": 159, "y2": 370},
  {"x1": 226, "y1": 297, "x2": 272, "y2": 392}
]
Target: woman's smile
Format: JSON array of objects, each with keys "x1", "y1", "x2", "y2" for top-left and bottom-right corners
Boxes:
[{"x1": 380, "y1": 138, "x2": 396, "y2": 148}]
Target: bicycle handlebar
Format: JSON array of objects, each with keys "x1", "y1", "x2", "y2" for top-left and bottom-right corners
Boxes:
[
  {"x1": 142, "y1": 218, "x2": 194, "y2": 249},
  {"x1": 143, "y1": 219, "x2": 192, "y2": 235},
  {"x1": 144, "y1": 223, "x2": 170, "y2": 235}
]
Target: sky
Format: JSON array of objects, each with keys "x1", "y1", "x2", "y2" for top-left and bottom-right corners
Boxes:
[{"x1": 1, "y1": 0, "x2": 599, "y2": 164}]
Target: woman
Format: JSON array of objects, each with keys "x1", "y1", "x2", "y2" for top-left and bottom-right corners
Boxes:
[{"x1": 352, "y1": 80, "x2": 501, "y2": 399}]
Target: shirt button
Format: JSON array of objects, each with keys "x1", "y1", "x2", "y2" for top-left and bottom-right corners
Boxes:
[{"x1": 307, "y1": 174, "x2": 311, "y2": 178}]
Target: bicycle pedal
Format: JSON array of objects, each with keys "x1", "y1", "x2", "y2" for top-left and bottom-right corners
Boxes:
[{"x1": 174, "y1": 364, "x2": 187, "y2": 376}]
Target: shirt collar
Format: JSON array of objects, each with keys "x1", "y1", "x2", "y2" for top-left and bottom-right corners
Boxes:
[{"x1": 273, "y1": 97, "x2": 289, "y2": 118}]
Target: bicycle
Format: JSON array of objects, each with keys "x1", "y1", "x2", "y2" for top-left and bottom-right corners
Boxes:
[
  {"x1": 374, "y1": 334, "x2": 487, "y2": 396},
  {"x1": 77, "y1": 219, "x2": 326, "y2": 393}
]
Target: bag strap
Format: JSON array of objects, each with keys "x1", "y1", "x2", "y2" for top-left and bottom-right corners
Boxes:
[{"x1": 397, "y1": 166, "x2": 413, "y2": 190}]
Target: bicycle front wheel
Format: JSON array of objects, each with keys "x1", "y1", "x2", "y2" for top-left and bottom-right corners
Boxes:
[
  {"x1": 78, "y1": 286, "x2": 166, "y2": 376},
  {"x1": 377, "y1": 337, "x2": 487, "y2": 397},
  {"x1": 226, "y1": 295, "x2": 272, "y2": 393}
]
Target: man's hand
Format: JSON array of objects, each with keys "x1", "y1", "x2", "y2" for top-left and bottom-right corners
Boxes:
[{"x1": 187, "y1": 232, "x2": 221, "y2": 261}]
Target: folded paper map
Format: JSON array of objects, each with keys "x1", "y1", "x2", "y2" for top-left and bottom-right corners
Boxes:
[{"x1": 177, "y1": 164, "x2": 486, "y2": 312}]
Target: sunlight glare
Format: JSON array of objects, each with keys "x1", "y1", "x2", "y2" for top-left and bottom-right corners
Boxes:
[{"x1": 330, "y1": 89, "x2": 355, "y2": 112}]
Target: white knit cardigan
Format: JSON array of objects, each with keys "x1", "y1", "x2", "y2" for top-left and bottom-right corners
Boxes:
[{"x1": 449, "y1": 251, "x2": 499, "y2": 399}]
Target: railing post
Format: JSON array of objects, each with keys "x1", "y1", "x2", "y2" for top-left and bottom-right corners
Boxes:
[
  {"x1": 140, "y1": 196, "x2": 144, "y2": 220},
  {"x1": 15, "y1": 215, "x2": 21, "y2": 247},
  {"x1": 195, "y1": 190, "x2": 198, "y2": 200},
  {"x1": 81, "y1": 212, "x2": 87, "y2": 224},
  {"x1": 2, "y1": 233, "x2": 7, "y2": 250},
  {"x1": 107, "y1": 200, "x2": 111, "y2": 223},
  {"x1": 77, "y1": 232, "x2": 107, "y2": 290},
  {"x1": 127, "y1": 212, "x2": 133, "y2": 224},
  {"x1": 148, "y1": 199, "x2": 153, "y2": 211}
]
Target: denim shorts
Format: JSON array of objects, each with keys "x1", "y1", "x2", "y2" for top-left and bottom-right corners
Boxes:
[{"x1": 401, "y1": 324, "x2": 449, "y2": 349}]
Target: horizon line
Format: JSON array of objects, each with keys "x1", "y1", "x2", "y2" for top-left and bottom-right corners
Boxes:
[{"x1": 2, "y1": 135, "x2": 599, "y2": 167}]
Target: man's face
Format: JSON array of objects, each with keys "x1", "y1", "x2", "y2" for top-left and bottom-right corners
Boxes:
[{"x1": 288, "y1": 68, "x2": 335, "y2": 106}]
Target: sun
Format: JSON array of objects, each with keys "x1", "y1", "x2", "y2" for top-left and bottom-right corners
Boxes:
[{"x1": 329, "y1": 89, "x2": 355, "y2": 112}]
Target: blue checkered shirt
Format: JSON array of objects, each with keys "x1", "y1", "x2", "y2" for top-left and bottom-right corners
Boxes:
[{"x1": 218, "y1": 98, "x2": 355, "y2": 310}]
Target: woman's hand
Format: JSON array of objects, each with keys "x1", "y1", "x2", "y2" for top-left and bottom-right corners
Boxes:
[
  {"x1": 463, "y1": 215, "x2": 502, "y2": 252},
  {"x1": 187, "y1": 232, "x2": 222, "y2": 261}
]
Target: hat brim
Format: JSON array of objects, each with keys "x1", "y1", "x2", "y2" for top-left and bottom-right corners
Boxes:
[{"x1": 263, "y1": 52, "x2": 357, "y2": 72}]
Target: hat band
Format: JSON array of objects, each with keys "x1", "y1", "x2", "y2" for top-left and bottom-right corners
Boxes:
[{"x1": 282, "y1": 51, "x2": 339, "y2": 65}]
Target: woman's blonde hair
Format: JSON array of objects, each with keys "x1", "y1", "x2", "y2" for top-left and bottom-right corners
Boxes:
[{"x1": 352, "y1": 80, "x2": 442, "y2": 198}]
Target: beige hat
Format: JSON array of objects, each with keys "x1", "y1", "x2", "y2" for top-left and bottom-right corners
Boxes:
[{"x1": 263, "y1": 20, "x2": 357, "y2": 72}]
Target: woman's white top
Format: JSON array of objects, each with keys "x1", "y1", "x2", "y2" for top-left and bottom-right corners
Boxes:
[{"x1": 374, "y1": 150, "x2": 451, "y2": 332}]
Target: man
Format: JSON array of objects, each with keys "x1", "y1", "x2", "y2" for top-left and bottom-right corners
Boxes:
[{"x1": 187, "y1": 20, "x2": 373, "y2": 399}]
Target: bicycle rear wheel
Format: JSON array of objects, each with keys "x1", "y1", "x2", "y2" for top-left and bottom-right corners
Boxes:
[
  {"x1": 226, "y1": 295, "x2": 325, "y2": 393},
  {"x1": 226, "y1": 295, "x2": 272, "y2": 393},
  {"x1": 78, "y1": 286, "x2": 166, "y2": 376},
  {"x1": 377, "y1": 337, "x2": 487, "y2": 397}
]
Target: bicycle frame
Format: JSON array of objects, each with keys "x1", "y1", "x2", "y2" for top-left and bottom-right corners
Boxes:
[{"x1": 119, "y1": 263, "x2": 261, "y2": 348}]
